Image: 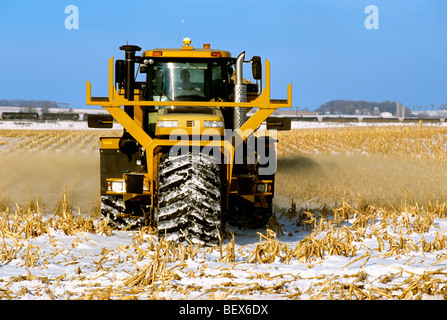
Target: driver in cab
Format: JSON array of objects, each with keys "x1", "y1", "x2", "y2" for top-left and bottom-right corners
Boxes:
[{"x1": 178, "y1": 69, "x2": 205, "y2": 98}]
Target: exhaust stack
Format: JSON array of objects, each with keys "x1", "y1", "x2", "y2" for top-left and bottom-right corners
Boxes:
[
  {"x1": 118, "y1": 45, "x2": 141, "y2": 155},
  {"x1": 234, "y1": 52, "x2": 247, "y2": 129},
  {"x1": 119, "y1": 45, "x2": 141, "y2": 119}
]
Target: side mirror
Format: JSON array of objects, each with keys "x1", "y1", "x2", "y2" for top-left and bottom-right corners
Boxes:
[
  {"x1": 266, "y1": 117, "x2": 291, "y2": 131},
  {"x1": 115, "y1": 60, "x2": 125, "y2": 84},
  {"x1": 139, "y1": 63, "x2": 148, "y2": 73},
  {"x1": 251, "y1": 56, "x2": 262, "y2": 80},
  {"x1": 88, "y1": 114, "x2": 114, "y2": 128}
]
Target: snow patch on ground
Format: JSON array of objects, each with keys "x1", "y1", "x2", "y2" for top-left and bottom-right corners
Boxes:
[{"x1": 0, "y1": 120, "x2": 123, "y2": 131}]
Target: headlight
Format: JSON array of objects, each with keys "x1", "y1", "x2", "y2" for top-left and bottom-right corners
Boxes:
[
  {"x1": 157, "y1": 120, "x2": 178, "y2": 127},
  {"x1": 203, "y1": 121, "x2": 223, "y2": 128},
  {"x1": 108, "y1": 180, "x2": 125, "y2": 193},
  {"x1": 256, "y1": 183, "x2": 267, "y2": 193}
]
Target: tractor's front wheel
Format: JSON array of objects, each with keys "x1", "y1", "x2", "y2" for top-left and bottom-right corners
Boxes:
[{"x1": 157, "y1": 150, "x2": 222, "y2": 246}]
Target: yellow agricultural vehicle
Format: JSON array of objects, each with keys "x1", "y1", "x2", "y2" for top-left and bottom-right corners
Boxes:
[{"x1": 87, "y1": 38, "x2": 292, "y2": 245}]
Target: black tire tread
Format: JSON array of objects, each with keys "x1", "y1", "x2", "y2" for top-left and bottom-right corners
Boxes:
[{"x1": 157, "y1": 150, "x2": 222, "y2": 245}]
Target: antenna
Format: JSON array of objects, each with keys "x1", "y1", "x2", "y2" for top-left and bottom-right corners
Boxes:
[{"x1": 176, "y1": 19, "x2": 184, "y2": 46}]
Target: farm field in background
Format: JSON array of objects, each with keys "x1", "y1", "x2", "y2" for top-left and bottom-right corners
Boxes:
[
  {"x1": 0, "y1": 129, "x2": 120, "y2": 211},
  {"x1": 276, "y1": 126, "x2": 447, "y2": 208},
  {"x1": 1, "y1": 123, "x2": 447, "y2": 300}
]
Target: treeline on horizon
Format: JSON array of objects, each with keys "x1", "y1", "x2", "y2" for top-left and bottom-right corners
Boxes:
[
  {"x1": 2, "y1": 99, "x2": 447, "y2": 114},
  {"x1": 316, "y1": 100, "x2": 411, "y2": 115},
  {"x1": 316, "y1": 100, "x2": 447, "y2": 115},
  {"x1": 0, "y1": 99, "x2": 59, "y2": 108}
]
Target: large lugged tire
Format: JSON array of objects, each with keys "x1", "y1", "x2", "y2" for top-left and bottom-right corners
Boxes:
[{"x1": 157, "y1": 150, "x2": 222, "y2": 246}]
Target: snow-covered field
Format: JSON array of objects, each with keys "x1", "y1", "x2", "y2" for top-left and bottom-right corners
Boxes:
[
  {"x1": 1, "y1": 119, "x2": 447, "y2": 304},
  {"x1": 1, "y1": 118, "x2": 445, "y2": 131},
  {"x1": 2, "y1": 201, "x2": 446, "y2": 301},
  {"x1": 0, "y1": 119, "x2": 123, "y2": 131}
]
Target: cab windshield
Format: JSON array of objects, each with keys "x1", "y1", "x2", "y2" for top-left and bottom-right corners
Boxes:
[{"x1": 147, "y1": 60, "x2": 229, "y2": 102}]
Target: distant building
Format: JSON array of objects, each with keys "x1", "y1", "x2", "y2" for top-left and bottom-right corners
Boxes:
[
  {"x1": 396, "y1": 102, "x2": 405, "y2": 117},
  {"x1": 373, "y1": 107, "x2": 380, "y2": 117}
]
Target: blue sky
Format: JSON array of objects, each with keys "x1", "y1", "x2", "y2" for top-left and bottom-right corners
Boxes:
[{"x1": 0, "y1": 0, "x2": 446, "y2": 110}]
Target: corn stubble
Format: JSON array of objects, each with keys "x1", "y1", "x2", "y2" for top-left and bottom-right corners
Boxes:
[{"x1": 1, "y1": 126, "x2": 447, "y2": 299}]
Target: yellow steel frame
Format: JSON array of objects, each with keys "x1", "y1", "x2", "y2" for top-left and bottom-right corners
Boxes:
[{"x1": 86, "y1": 56, "x2": 291, "y2": 200}]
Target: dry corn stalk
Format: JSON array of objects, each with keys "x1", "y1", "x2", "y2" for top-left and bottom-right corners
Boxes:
[
  {"x1": 220, "y1": 233, "x2": 235, "y2": 263},
  {"x1": 246, "y1": 229, "x2": 283, "y2": 263}
]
